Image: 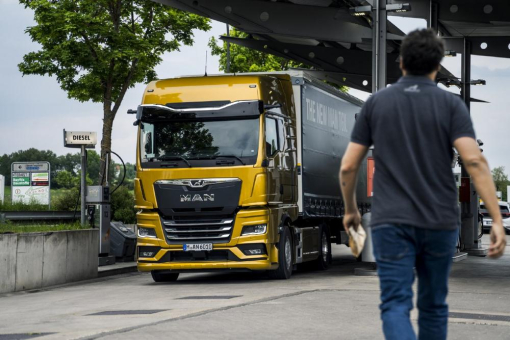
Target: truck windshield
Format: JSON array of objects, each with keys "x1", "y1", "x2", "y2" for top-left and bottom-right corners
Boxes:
[{"x1": 140, "y1": 117, "x2": 260, "y2": 167}]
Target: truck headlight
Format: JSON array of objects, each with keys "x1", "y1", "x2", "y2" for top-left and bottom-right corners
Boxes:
[
  {"x1": 241, "y1": 224, "x2": 267, "y2": 236},
  {"x1": 138, "y1": 227, "x2": 157, "y2": 238}
]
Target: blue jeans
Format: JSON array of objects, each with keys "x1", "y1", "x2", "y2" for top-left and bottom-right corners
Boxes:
[{"x1": 371, "y1": 224, "x2": 459, "y2": 340}]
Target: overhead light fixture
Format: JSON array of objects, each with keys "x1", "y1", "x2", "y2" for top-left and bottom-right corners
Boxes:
[
  {"x1": 387, "y1": 3, "x2": 412, "y2": 13},
  {"x1": 349, "y1": 5, "x2": 372, "y2": 16},
  {"x1": 470, "y1": 79, "x2": 486, "y2": 86},
  {"x1": 441, "y1": 78, "x2": 486, "y2": 87},
  {"x1": 442, "y1": 79, "x2": 461, "y2": 88},
  {"x1": 444, "y1": 50, "x2": 457, "y2": 57}
]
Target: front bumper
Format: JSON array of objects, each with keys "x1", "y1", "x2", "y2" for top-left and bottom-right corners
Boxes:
[
  {"x1": 483, "y1": 218, "x2": 510, "y2": 231},
  {"x1": 138, "y1": 256, "x2": 277, "y2": 273},
  {"x1": 136, "y1": 208, "x2": 279, "y2": 272}
]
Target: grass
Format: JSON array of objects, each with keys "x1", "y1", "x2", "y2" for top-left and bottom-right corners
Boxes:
[
  {"x1": 0, "y1": 186, "x2": 88, "y2": 234},
  {"x1": 1, "y1": 187, "x2": 75, "y2": 211},
  {"x1": 0, "y1": 221, "x2": 89, "y2": 234}
]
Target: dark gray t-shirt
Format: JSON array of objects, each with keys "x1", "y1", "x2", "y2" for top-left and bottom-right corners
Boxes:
[{"x1": 351, "y1": 76, "x2": 476, "y2": 230}]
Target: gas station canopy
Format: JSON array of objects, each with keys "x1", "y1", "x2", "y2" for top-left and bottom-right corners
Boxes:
[{"x1": 154, "y1": 0, "x2": 510, "y2": 93}]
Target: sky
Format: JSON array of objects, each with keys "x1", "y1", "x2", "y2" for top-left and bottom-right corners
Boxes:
[{"x1": 1, "y1": 3, "x2": 510, "y2": 173}]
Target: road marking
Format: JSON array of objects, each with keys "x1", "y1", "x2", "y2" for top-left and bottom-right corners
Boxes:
[
  {"x1": 87, "y1": 310, "x2": 169, "y2": 316},
  {"x1": 177, "y1": 296, "x2": 240, "y2": 300}
]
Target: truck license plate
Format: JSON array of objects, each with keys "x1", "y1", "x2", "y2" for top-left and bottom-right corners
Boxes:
[
  {"x1": 484, "y1": 220, "x2": 492, "y2": 226},
  {"x1": 184, "y1": 243, "x2": 213, "y2": 251}
]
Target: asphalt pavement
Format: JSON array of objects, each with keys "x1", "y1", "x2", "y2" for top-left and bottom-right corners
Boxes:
[{"x1": 1, "y1": 235, "x2": 509, "y2": 340}]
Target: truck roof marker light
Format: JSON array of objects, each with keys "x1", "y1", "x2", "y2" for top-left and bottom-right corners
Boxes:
[
  {"x1": 349, "y1": 5, "x2": 372, "y2": 16},
  {"x1": 249, "y1": 85, "x2": 257, "y2": 88},
  {"x1": 387, "y1": 3, "x2": 412, "y2": 13}
]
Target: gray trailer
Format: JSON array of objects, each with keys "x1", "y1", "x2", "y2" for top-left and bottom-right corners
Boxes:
[
  {"x1": 286, "y1": 70, "x2": 372, "y2": 240},
  {"x1": 289, "y1": 71, "x2": 371, "y2": 209}
]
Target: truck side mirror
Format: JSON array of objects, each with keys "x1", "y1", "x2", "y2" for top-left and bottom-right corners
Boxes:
[{"x1": 266, "y1": 142, "x2": 272, "y2": 158}]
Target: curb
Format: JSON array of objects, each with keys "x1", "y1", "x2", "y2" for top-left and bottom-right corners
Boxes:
[{"x1": 98, "y1": 263, "x2": 138, "y2": 278}]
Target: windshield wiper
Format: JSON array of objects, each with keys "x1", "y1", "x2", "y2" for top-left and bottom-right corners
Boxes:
[
  {"x1": 154, "y1": 155, "x2": 192, "y2": 168},
  {"x1": 214, "y1": 155, "x2": 246, "y2": 165}
]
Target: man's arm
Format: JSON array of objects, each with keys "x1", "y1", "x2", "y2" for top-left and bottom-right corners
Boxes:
[
  {"x1": 339, "y1": 142, "x2": 369, "y2": 232},
  {"x1": 454, "y1": 137, "x2": 506, "y2": 258}
]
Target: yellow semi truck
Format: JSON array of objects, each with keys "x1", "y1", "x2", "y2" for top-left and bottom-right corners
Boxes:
[{"x1": 131, "y1": 70, "x2": 371, "y2": 281}]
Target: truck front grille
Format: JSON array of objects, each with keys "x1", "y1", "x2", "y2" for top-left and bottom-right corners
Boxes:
[{"x1": 161, "y1": 215, "x2": 235, "y2": 244}]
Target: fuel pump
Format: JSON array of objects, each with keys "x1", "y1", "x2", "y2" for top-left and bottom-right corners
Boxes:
[{"x1": 86, "y1": 185, "x2": 114, "y2": 265}]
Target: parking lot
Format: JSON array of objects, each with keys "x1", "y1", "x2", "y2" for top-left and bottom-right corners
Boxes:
[{"x1": 1, "y1": 234, "x2": 509, "y2": 340}]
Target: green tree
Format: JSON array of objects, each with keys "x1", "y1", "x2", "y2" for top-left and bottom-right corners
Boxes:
[
  {"x1": 492, "y1": 166, "x2": 510, "y2": 201},
  {"x1": 72, "y1": 171, "x2": 93, "y2": 187},
  {"x1": 85, "y1": 151, "x2": 102, "y2": 184},
  {"x1": 209, "y1": 28, "x2": 304, "y2": 73},
  {"x1": 111, "y1": 185, "x2": 136, "y2": 223},
  {"x1": 18, "y1": 0, "x2": 211, "y2": 183},
  {"x1": 56, "y1": 153, "x2": 81, "y2": 175},
  {"x1": 54, "y1": 170, "x2": 74, "y2": 189}
]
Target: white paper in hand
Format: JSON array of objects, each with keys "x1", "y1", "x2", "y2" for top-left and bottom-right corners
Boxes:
[{"x1": 348, "y1": 225, "x2": 367, "y2": 258}]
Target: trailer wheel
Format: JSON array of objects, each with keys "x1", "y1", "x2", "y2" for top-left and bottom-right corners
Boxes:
[
  {"x1": 315, "y1": 226, "x2": 331, "y2": 270},
  {"x1": 269, "y1": 225, "x2": 293, "y2": 280},
  {"x1": 151, "y1": 271, "x2": 179, "y2": 282}
]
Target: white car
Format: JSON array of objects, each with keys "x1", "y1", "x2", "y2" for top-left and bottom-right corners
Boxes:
[{"x1": 481, "y1": 201, "x2": 510, "y2": 233}]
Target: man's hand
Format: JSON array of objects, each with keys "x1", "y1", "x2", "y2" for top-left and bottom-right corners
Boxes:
[
  {"x1": 343, "y1": 210, "x2": 361, "y2": 234},
  {"x1": 489, "y1": 222, "x2": 507, "y2": 259}
]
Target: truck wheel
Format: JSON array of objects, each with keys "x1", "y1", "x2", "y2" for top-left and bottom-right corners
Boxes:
[
  {"x1": 269, "y1": 225, "x2": 293, "y2": 280},
  {"x1": 315, "y1": 226, "x2": 331, "y2": 270},
  {"x1": 151, "y1": 271, "x2": 179, "y2": 282}
]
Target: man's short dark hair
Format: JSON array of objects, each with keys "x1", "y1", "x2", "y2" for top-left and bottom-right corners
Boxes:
[{"x1": 400, "y1": 29, "x2": 445, "y2": 76}]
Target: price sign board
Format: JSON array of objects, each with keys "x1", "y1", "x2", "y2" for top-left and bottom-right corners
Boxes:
[
  {"x1": 0, "y1": 175, "x2": 4, "y2": 204},
  {"x1": 11, "y1": 162, "x2": 51, "y2": 206}
]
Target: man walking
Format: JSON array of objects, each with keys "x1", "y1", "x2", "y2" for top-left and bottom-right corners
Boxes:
[{"x1": 339, "y1": 29, "x2": 506, "y2": 340}]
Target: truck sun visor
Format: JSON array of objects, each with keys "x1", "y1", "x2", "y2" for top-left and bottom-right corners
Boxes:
[{"x1": 133, "y1": 100, "x2": 264, "y2": 124}]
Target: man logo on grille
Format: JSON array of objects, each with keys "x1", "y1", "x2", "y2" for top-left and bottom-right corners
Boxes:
[
  {"x1": 180, "y1": 194, "x2": 215, "y2": 202},
  {"x1": 190, "y1": 180, "x2": 204, "y2": 187}
]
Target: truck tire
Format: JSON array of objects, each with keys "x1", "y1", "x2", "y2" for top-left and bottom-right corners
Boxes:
[
  {"x1": 315, "y1": 226, "x2": 331, "y2": 270},
  {"x1": 151, "y1": 271, "x2": 179, "y2": 282},
  {"x1": 269, "y1": 225, "x2": 293, "y2": 280}
]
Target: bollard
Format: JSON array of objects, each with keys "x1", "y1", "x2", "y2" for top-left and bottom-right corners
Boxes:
[
  {"x1": 354, "y1": 212, "x2": 377, "y2": 276},
  {"x1": 361, "y1": 212, "x2": 375, "y2": 263}
]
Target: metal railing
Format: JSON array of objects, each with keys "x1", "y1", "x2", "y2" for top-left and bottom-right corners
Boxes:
[{"x1": 0, "y1": 211, "x2": 80, "y2": 222}]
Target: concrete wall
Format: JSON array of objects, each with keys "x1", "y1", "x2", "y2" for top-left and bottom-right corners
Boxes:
[{"x1": 0, "y1": 229, "x2": 98, "y2": 294}]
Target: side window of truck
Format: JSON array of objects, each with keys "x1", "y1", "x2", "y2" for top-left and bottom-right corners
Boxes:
[
  {"x1": 277, "y1": 118, "x2": 286, "y2": 151},
  {"x1": 265, "y1": 117, "x2": 279, "y2": 157}
]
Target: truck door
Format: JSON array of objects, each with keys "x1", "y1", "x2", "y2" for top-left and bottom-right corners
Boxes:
[{"x1": 265, "y1": 116, "x2": 283, "y2": 204}]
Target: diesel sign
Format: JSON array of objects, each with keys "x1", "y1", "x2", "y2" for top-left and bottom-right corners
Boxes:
[
  {"x1": 63, "y1": 130, "x2": 97, "y2": 148},
  {"x1": 180, "y1": 194, "x2": 215, "y2": 202},
  {"x1": 72, "y1": 135, "x2": 91, "y2": 141}
]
